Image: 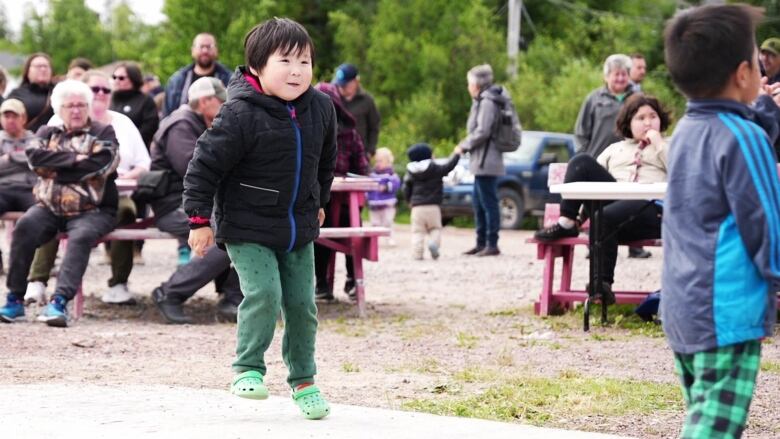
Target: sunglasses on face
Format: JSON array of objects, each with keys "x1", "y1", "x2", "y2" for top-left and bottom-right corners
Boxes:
[
  {"x1": 112, "y1": 75, "x2": 127, "y2": 81},
  {"x1": 91, "y1": 86, "x2": 111, "y2": 95}
]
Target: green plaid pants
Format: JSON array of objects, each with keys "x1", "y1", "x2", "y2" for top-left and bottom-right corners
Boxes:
[{"x1": 673, "y1": 340, "x2": 761, "y2": 439}]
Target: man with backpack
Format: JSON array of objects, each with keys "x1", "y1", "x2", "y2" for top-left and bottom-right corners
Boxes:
[{"x1": 457, "y1": 63, "x2": 520, "y2": 257}]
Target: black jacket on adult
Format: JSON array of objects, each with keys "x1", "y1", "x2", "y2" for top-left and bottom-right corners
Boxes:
[
  {"x1": 403, "y1": 154, "x2": 460, "y2": 207},
  {"x1": 183, "y1": 67, "x2": 337, "y2": 252},
  {"x1": 111, "y1": 89, "x2": 160, "y2": 148},
  {"x1": 149, "y1": 106, "x2": 206, "y2": 218},
  {"x1": 9, "y1": 83, "x2": 54, "y2": 133}
]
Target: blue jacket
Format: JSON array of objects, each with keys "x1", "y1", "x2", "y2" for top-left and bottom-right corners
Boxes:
[
  {"x1": 163, "y1": 62, "x2": 232, "y2": 116},
  {"x1": 662, "y1": 96, "x2": 780, "y2": 354}
]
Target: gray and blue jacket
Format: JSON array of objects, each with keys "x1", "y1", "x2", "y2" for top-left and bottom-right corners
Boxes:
[{"x1": 661, "y1": 96, "x2": 780, "y2": 354}]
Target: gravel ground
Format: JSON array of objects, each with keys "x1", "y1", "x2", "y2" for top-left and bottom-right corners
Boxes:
[{"x1": 1, "y1": 224, "x2": 778, "y2": 438}]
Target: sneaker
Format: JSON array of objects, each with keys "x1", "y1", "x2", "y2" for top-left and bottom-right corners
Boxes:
[
  {"x1": 463, "y1": 246, "x2": 485, "y2": 255},
  {"x1": 101, "y1": 283, "x2": 137, "y2": 305},
  {"x1": 628, "y1": 247, "x2": 652, "y2": 259},
  {"x1": 37, "y1": 295, "x2": 68, "y2": 327},
  {"x1": 24, "y1": 281, "x2": 47, "y2": 304},
  {"x1": 476, "y1": 246, "x2": 500, "y2": 257},
  {"x1": 0, "y1": 293, "x2": 24, "y2": 323},
  {"x1": 315, "y1": 285, "x2": 334, "y2": 302},
  {"x1": 178, "y1": 246, "x2": 191, "y2": 266},
  {"x1": 428, "y1": 242, "x2": 440, "y2": 260},
  {"x1": 533, "y1": 223, "x2": 579, "y2": 241}
]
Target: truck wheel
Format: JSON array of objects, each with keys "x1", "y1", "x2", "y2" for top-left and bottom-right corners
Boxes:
[{"x1": 498, "y1": 187, "x2": 525, "y2": 230}]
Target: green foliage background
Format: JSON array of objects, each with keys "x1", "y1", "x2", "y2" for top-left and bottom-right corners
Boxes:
[{"x1": 5, "y1": 0, "x2": 780, "y2": 160}]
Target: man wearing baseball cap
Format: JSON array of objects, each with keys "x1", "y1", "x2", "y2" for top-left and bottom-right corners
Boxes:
[
  {"x1": 0, "y1": 99, "x2": 38, "y2": 274},
  {"x1": 760, "y1": 37, "x2": 780, "y2": 84},
  {"x1": 147, "y1": 77, "x2": 244, "y2": 324},
  {"x1": 334, "y1": 63, "x2": 381, "y2": 157}
]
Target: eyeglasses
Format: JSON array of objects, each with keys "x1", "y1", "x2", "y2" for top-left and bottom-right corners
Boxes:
[
  {"x1": 90, "y1": 86, "x2": 111, "y2": 95},
  {"x1": 112, "y1": 75, "x2": 127, "y2": 81},
  {"x1": 193, "y1": 44, "x2": 215, "y2": 50},
  {"x1": 30, "y1": 63, "x2": 50, "y2": 69},
  {"x1": 62, "y1": 103, "x2": 88, "y2": 111}
]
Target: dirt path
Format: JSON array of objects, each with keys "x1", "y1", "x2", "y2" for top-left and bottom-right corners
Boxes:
[{"x1": 1, "y1": 224, "x2": 778, "y2": 438}]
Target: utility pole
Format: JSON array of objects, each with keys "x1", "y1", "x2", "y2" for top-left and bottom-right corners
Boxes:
[{"x1": 507, "y1": 0, "x2": 521, "y2": 79}]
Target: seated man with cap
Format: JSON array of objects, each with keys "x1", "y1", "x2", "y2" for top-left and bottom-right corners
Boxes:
[
  {"x1": 760, "y1": 37, "x2": 780, "y2": 85},
  {"x1": 0, "y1": 99, "x2": 38, "y2": 273},
  {"x1": 146, "y1": 77, "x2": 244, "y2": 324}
]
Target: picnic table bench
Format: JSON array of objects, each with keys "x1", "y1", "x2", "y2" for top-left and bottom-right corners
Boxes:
[{"x1": 1, "y1": 177, "x2": 390, "y2": 320}]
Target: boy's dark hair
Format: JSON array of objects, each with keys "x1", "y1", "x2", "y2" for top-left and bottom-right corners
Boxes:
[
  {"x1": 616, "y1": 94, "x2": 671, "y2": 139},
  {"x1": 664, "y1": 4, "x2": 764, "y2": 98},
  {"x1": 244, "y1": 18, "x2": 315, "y2": 72},
  {"x1": 115, "y1": 61, "x2": 144, "y2": 91}
]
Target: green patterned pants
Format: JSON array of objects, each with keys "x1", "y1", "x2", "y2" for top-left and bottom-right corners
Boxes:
[
  {"x1": 226, "y1": 241, "x2": 318, "y2": 389},
  {"x1": 674, "y1": 340, "x2": 761, "y2": 439}
]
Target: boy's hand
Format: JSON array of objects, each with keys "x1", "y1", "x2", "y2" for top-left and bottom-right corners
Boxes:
[
  {"x1": 454, "y1": 146, "x2": 463, "y2": 155},
  {"x1": 318, "y1": 208, "x2": 326, "y2": 226},
  {"x1": 188, "y1": 227, "x2": 214, "y2": 257}
]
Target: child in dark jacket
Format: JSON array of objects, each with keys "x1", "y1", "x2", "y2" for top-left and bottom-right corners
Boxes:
[
  {"x1": 183, "y1": 18, "x2": 337, "y2": 420},
  {"x1": 662, "y1": 5, "x2": 780, "y2": 437},
  {"x1": 402, "y1": 143, "x2": 461, "y2": 260}
]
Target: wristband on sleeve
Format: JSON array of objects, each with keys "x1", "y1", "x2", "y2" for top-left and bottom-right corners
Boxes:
[{"x1": 189, "y1": 216, "x2": 211, "y2": 230}]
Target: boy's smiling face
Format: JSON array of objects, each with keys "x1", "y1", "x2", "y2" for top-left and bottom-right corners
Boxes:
[{"x1": 255, "y1": 46, "x2": 313, "y2": 102}]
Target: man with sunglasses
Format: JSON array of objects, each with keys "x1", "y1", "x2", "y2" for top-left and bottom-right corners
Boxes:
[{"x1": 162, "y1": 33, "x2": 232, "y2": 117}]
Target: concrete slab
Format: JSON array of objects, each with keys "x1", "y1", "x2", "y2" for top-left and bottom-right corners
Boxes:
[{"x1": 0, "y1": 384, "x2": 633, "y2": 439}]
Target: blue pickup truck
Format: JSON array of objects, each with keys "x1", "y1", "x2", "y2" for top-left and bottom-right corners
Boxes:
[{"x1": 441, "y1": 130, "x2": 576, "y2": 229}]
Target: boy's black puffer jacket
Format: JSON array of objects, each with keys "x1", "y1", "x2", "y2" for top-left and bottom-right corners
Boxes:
[{"x1": 183, "y1": 66, "x2": 337, "y2": 252}]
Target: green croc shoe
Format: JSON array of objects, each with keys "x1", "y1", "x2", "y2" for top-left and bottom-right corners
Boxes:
[
  {"x1": 231, "y1": 370, "x2": 269, "y2": 400},
  {"x1": 292, "y1": 385, "x2": 330, "y2": 420}
]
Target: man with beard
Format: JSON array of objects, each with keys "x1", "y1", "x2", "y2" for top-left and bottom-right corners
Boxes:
[{"x1": 163, "y1": 33, "x2": 232, "y2": 116}]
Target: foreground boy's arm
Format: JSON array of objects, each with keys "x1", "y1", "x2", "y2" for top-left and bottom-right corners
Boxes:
[{"x1": 183, "y1": 107, "x2": 245, "y2": 254}]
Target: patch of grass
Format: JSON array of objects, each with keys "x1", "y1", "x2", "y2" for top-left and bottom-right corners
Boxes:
[
  {"x1": 496, "y1": 348, "x2": 515, "y2": 367},
  {"x1": 454, "y1": 366, "x2": 500, "y2": 383},
  {"x1": 590, "y1": 333, "x2": 615, "y2": 342},
  {"x1": 321, "y1": 316, "x2": 369, "y2": 338},
  {"x1": 402, "y1": 373, "x2": 683, "y2": 426},
  {"x1": 456, "y1": 332, "x2": 479, "y2": 349},
  {"x1": 399, "y1": 322, "x2": 448, "y2": 341},
  {"x1": 761, "y1": 361, "x2": 780, "y2": 374},
  {"x1": 413, "y1": 357, "x2": 443, "y2": 374},
  {"x1": 342, "y1": 362, "x2": 360, "y2": 373},
  {"x1": 487, "y1": 308, "x2": 522, "y2": 317}
]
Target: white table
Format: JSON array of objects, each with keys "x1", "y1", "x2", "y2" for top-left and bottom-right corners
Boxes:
[{"x1": 549, "y1": 181, "x2": 665, "y2": 330}]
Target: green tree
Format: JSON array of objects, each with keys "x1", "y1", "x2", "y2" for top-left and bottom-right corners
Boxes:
[
  {"x1": 20, "y1": 0, "x2": 112, "y2": 73},
  {"x1": 109, "y1": 1, "x2": 157, "y2": 64}
]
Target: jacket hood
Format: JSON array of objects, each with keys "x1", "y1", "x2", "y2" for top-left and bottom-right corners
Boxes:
[
  {"x1": 406, "y1": 159, "x2": 433, "y2": 176},
  {"x1": 227, "y1": 66, "x2": 317, "y2": 119},
  {"x1": 687, "y1": 96, "x2": 780, "y2": 144}
]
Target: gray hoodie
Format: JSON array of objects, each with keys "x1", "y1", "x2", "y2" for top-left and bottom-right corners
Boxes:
[
  {"x1": 459, "y1": 85, "x2": 506, "y2": 177},
  {"x1": 0, "y1": 130, "x2": 37, "y2": 188}
]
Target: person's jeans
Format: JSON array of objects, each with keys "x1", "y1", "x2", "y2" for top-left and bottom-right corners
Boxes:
[
  {"x1": 7, "y1": 206, "x2": 115, "y2": 301},
  {"x1": 560, "y1": 154, "x2": 615, "y2": 219},
  {"x1": 155, "y1": 208, "x2": 242, "y2": 303},
  {"x1": 473, "y1": 176, "x2": 500, "y2": 248}
]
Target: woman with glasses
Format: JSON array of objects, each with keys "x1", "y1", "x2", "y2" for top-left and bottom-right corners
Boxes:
[
  {"x1": 110, "y1": 62, "x2": 159, "y2": 149},
  {"x1": 8, "y1": 53, "x2": 55, "y2": 132},
  {"x1": 26, "y1": 71, "x2": 151, "y2": 306},
  {"x1": 533, "y1": 94, "x2": 670, "y2": 305}
]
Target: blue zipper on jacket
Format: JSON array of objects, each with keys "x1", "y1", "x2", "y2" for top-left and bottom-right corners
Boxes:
[{"x1": 286, "y1": 103, "x2": 302, "y2": 252}]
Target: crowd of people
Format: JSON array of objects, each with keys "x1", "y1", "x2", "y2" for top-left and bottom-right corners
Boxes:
[{"x1": 0, "y1": 6, "x2": 778, "y2": 430}]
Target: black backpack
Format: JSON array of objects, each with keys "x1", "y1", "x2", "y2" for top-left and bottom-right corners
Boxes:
[{"x1": 485, "y1": 88, "x2": 522, "y2": 153}]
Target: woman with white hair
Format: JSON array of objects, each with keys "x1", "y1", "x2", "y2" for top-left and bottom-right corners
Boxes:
[
  {"x1": 574, "y1": 54, "x2": 635, "y2": 158},
  {"x1": 0, "y1": 79, "x2": 119, "y2": 328},
  {"x1": 25, "y1": 71, "x2": 151, "y2": 306}
]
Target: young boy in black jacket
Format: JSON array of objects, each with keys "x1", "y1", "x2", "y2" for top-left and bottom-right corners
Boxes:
[{"x1": 403, "y1": 143, "x2": 461, "y2": 260}]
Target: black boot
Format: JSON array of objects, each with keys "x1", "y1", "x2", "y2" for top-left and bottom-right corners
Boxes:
[
  {"x1": 152, "y1": 287, "x2": 193, "y2": 324},
  {"x1": 463, "y1": 246, "x2": 485, "y2": 255},
  {"x1": 216, "y1": 295, "x2": 241, "y2": 323}
]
